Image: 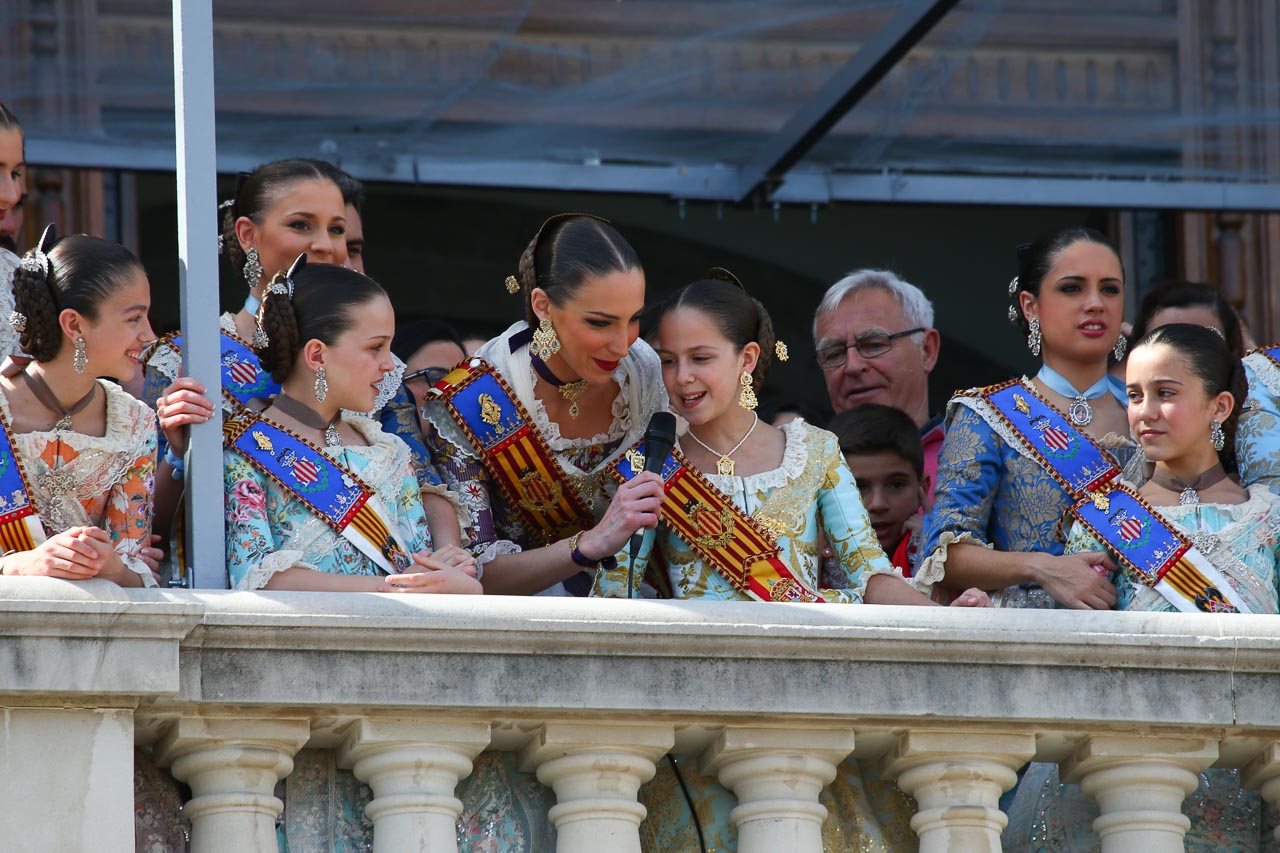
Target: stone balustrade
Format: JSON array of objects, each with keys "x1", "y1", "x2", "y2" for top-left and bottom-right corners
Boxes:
[{"x1": 2, "y1": 577, "x2": 1279, "y2": 852}]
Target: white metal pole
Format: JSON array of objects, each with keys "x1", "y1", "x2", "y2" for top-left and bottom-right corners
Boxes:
[{"x1": 172, "y1": 0, "x2": 226, "y2": 588}]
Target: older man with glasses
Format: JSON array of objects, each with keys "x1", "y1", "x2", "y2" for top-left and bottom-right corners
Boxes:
[{"x1": 813, "y1": 269, "x2": 944, "y2": 493}]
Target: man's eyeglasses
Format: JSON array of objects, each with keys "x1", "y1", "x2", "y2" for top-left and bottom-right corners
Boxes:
[
  {"x1": 815, "y1": 328, "x2": 926, "y2": 371},
  {"x1": 402, "y1": 366, "x2": 450, "y2": 387}
]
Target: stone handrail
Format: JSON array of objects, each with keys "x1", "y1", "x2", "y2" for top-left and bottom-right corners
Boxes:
[{"x1": 2, "y1": 578, "x2": 1278, "y2": 852}]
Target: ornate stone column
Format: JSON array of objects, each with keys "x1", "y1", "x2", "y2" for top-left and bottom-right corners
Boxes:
[
  {"x1": 1242, "y1": 742, "x2": 1280, "y2": 842},
  {"x1": 1061, "y1": 734, "x2": 1218, "y2": 853},
  {"x1": 337, "y1": 719, "x2": 491, "y2": 853},
  {"x1": 881, "y1": 730, "x2": 1035, "y2": 853},
  {"x1": 519, "y1": 721, "x2": 674, "y2": 853},
  {"x1": 700, "y1": 727, "x2": 856, "y2": 853},
  {"x1": 155, "y1": 716, "x2": 310, "y2": 853}
]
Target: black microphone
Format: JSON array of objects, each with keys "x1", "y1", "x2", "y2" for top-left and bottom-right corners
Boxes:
[{"x1": 627, "y1": 412, "x2": 677, "y2": 595}]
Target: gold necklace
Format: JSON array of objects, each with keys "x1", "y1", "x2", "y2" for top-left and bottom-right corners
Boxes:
[
  {"x1": 558, "y1": 380, "x2": 589, "y2": 419},
  {"x1": 684, "y1": 413, "x2": 759, "y2": 476}
]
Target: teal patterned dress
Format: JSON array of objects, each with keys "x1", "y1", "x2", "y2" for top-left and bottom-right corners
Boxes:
[
  {"x1": 594, "y1": 420, "x2": 918, "y2": 853},
  {"x1": 1002, "y1": 484, "x2": 1280, "y2": 853}
]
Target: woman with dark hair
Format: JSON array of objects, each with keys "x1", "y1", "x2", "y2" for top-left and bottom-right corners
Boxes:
[
  {"x1": 918, "y1": 227, "x2": 1139, "y2": 610},
  {"x1": 1005, "y1": 324, "x2": 1280, "y2": 849},
  {"x1": 0, "y1": 103, "x2": 27, "y2": 358},
  {"x1": 1128, "y1": 279, "x2": 1245, "y2": 358},
  {"x1": 420, "y1": 213, "x2": 668, "y2": 851},
  {"x1": 0, "y1": 227, "x2": 159, "y2": 587},
  {"x1": 422, "y1": 213, "x2": 666, "y2": 596},
  {"x1": 594, "y1": 269, "x2": 986, "y2": 852}
]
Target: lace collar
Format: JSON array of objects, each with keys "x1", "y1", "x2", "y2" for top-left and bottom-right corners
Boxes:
[
  {"x1": 693, "y1": 417, "x2": 811, "y2": 493},
  {"x1": 475, "y1": 320, "x2": 667, "y2": 462},
  {"x1": 0, "y1": 378, "x2": 135, "y2": 443}
]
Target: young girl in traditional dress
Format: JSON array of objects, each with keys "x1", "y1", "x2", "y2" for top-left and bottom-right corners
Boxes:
[
  {"x1": 222, "y1": 256, "x2": 478, "y2": 593},
  {"x1": 0, "y1": 227, "x2": 158, "y2": 586},
  {"x1": 1003, "y1": 323, "x2": 1280, "y2": 850},
  {"x1": 594, "y1": 270, "x2": 988, "y2": 853}
]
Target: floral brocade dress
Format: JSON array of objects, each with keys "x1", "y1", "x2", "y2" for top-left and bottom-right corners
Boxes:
[
  {"x1": 1240, "y1": 347, "x2": 1280, "y2": 495},
  {"x1": 593, "y1": 419, "x2": 917, "y2": 853},
  {"x1": 223, "y1": 413, "x2": 436, "y2": 852},
  {"x1": 1002, "y1": 485, "x2": 1280, "y2": 853},
  {"x1": 0, "y1": 379, "x2": 158, "y2": 585},
  {"x1": 916, "y1": 384, "x2": 1139, "y2": 607},
  {"x1": 420, "y1": 321, "x2": 670, "y2": 853}
]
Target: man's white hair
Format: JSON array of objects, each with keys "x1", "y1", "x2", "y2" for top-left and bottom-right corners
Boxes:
[{"x1": 812, "y1": 269, "x2": 935, "y2": 342}]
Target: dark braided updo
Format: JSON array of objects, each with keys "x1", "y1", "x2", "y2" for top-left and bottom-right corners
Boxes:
[
  {"x1": 513, "y1": 214, "x2": 641, "y2": 324},
  {"x1": 255, "y1": 260, "x2": 388, "y2": 384},
  {"x1": 12, "y1": 229, "x2": 142, "y2": 362}
]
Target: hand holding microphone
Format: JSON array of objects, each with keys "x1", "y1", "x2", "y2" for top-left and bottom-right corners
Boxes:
[{"x1": 572, "y1": 413, "x2": 674, "y2": 597}]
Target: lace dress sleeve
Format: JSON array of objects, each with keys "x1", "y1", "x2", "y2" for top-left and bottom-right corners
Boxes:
[{"x1": 915, "y1": 404, "x2": 1003, "y2": 592}]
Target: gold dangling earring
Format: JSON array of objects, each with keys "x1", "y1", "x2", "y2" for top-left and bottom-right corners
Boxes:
[
  {"x1": 73, "y1": 337, "x2": 88, "y2": 374},
  {"x1": 738, "y1": 371, "x2": 758, "y2": 410},
  {"x1": 530, "y1": 317, "x2": 561, "y2": 361}
]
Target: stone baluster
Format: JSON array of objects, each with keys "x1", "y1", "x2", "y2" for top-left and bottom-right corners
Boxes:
[
  {"x1": 519, "y1": 721, "x2": 675, "y2": 853},
  {"x1": 1061, "y1": 734, "x2": 1218, "y2": 853},
  {"x1": 155, "y1": 717, "x2": 310, "y2": 853},
  {"x1": 700, "y1": 727, "x2": 856, "y2": 853},
  {"x1": 881, "y1": 730, "x2": 1036, "y2": 853},
  {"x1": 1242, "y1": 742, "x2": 1280, "y2": 842},
  {"x1": 337, "y1": 719, "x2": 491, "y2": 853}
]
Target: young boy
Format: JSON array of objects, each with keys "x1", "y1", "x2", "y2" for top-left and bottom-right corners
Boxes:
[{"x1": 829, "y1": 403, "x2": 931, "y2": 576}]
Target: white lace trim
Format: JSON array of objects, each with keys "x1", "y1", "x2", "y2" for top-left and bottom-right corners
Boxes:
[
  {"x1": 525, "y1": 356, "x2": 630, "y2": 449},
  {"x1": 0, "y1": 247, "x2": 22, "y2": 358},
  {"x1": 420, "y1": 480, "x2": 471, "y2": 546},
  {"x1": 471, "y1": 539, "x2": 522, "y2": 576},
  {"x1": 235, "y1": 550, "x2": 316, "y2": 591},
  {"x1": 1246, "y1": 349, "x2": 1280, "y2": 400},
  {"x1": 697, "y1": 417, "x2": 811, "y2": 494},
  {"x1": 141, "y1": 337, "x2": 182, "y2": 386},
  {"x1": 0, "y1": 380, "x2": 155, "y2": 459},
  {"x1": 351, "y1": 353, "x2": 405, "y2": 419},
  {"x1": 912, "y1": 530, "x2": 991, "y2": 594}
]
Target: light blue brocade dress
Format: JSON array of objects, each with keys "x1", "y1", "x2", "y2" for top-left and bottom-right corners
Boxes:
[
  {"x1": 594, "y1": 420, "x2": 918, "y2": 853},
  {"x1": 1240, "y1": 349, "x2": 1280, "y2": 495},
  {"x1": 1002, "y1": 485, "x2": 1280, "y2": 853},
  {"x1": 916, "y1": 388, "x2": 1139, "y2": 607}
]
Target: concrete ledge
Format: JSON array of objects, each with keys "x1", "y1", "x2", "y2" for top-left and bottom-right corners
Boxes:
[{"x1": 2, "y1": 582, "x2": 1278, "y2": 732}]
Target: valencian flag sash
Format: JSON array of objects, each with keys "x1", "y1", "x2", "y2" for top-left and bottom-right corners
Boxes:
[
  {"x1": 611, "y1": 441, "x2": 824, "y2": 603},
  {"x1": 0, "y1": 407, "x2": 46, "y2": 554},
  {"x1": 150, "y1": 331, "x2": 280, "y2": 409},
  {"x1": 224, "y1": 410, "x2": 412, "y2": 575},
  {"x1": 981, "y1": 380, "x2": 1120, "y2": 497},
  {"x1": 1069, "y1": 484, "x2": 1251, "y2": 614},
  {"x1": 427, "y1": 360, "x2": 594, "y2": 545},
  {"x1": 981, "y1": 380, "x2": 1250, "y2": 614}
]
